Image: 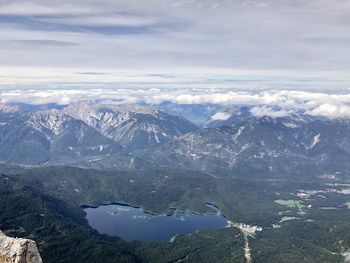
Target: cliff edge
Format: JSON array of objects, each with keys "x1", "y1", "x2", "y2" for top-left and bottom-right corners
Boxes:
[{"x1": 0, "y1": 231, "x2": 43, "y2": 263}]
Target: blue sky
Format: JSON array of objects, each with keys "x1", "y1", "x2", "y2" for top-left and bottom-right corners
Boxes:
[{"x1": 0, "y1": 0, "x2": 350, "y2": 117}]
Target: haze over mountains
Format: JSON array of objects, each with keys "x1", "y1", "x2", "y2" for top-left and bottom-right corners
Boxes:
[{"x1": 1, "y1": 101, "x2": 349, "y2": 180}]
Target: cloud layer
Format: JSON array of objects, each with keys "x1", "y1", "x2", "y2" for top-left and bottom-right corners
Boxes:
[
  {"x1": 1, "y1": 0, "x2": 350, "y2": 73},
  {"x1": 1, "y1": 85, "x2": 350, "y2": 118},
  {"x1": 1, "y1": 0, "x2": 349, "y2": 119}
]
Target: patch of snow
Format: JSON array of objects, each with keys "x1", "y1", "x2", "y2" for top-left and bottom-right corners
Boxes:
[
  {"x1": 238, "y1": 143, "x2": 251, "y2": 154},
  {"x1": 233, "y1": 126, "x2": 244, "y2": 140},
  {"x1": 169, "y1": 235, "x2": 177, "y2": 243},
  {"x1": 311, "y1": 133, "x2": 321, "y2": 148},
  {"x1": 283, "y1": 122, "x2": 298, "y2": 128},
  {"x1": 153, "y1": 127, "x2": 160, "y2": 143}
]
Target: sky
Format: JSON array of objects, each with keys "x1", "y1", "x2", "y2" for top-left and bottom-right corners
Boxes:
[{"x1": 1, "y1": 0, "x2": 350, "y2": 117}]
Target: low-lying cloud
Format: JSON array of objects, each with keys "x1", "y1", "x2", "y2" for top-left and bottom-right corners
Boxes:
[{"x1": 1, "y1": 87, "x2": 350, "y2": 119}]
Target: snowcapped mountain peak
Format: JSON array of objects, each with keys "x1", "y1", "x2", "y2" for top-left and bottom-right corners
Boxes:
[
  {"x1": 0, "y1": 102, "x2": 350, "y2": 175},
  {"x1": 61, "y1": 102, "x2": 198, "y2": 151},
  {"x1": 29, "y1": 109, "x2": 71, "y2": 135},
  {"x1": 0, "y1": 103, "x2": 21, "y2": 114}
]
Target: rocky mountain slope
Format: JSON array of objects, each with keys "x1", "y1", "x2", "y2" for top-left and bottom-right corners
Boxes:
[
  {"x1": 140, "y1": 116, "x2": 350, "y2": 177},
  {"x1": 0, "y1": 109, "x2": 122, "y2": 165},
  {"x1": 64, "y1": 102, "x2": 198, "y2": 151},
  {"x1": 0, "y1": 231, "x2": 43, "y2": 263},
  {"x1": 1, "y1": 102, "x2": 350, "y2": 179},
  {"x1": 0, "y1": 102, "x2": 197, "y2": 165}
]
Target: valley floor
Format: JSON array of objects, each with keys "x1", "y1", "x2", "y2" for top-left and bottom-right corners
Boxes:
[{"x1": 1, "y1": 165, "x2": 350, "y2": 262}]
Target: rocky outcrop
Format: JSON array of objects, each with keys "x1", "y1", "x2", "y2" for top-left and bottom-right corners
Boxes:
[{"x1": 0, "y1": 231, "x2": 42, "y2": 263}]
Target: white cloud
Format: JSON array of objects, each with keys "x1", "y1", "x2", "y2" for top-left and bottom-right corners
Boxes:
[
  {"x1": 1, "y1": 84, "x2": 350, "y2": 118},
  {"x1": 210, "y1": 112, "x2": 232, "y2": 121},
  {"x1": 250, "y1": 106, "x2": 293, "y2": 118},
  {"x1": 307, "y1": 103, "x2": 350, "y2": 118},
  {"x1": 1, "y1": 0, "x2": 350, "y2": 72},
  {"x1": 37, "y1": 15, "x2": 159, "y2": 27},
  {"x1": 0, "y1": 0, "x2": 349, "y2": 119}
]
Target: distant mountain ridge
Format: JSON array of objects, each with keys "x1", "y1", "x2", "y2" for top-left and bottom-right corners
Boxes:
[
  {"x1": 0, "y1": 102, "x2": 349, "y2": 179},
  {"x1": 139, "y1": 116, "x2": 350, "y2": 178},
  {"x1": 64, "y1": 102, "x2": 198, "y2": 151},
  {"x1": 0, "y1": 108, "x2": 122, "y2": 165},
  {"x1": 0, "y1": 102, "x2": 197, "y2": 165}
]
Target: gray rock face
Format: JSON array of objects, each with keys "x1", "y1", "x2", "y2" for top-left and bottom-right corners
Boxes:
[
  {"x1": 141, "y1": 117, "x2": 350, "y2": 177},
  {"x1": 0, "y1": 231, "x2": 42, "y2": 263},
  {"x1": 0, "y1": 102, "x2": 198, "y2": 169},
  {"x1": 0, "y1": 108, "x2": 122, "y2": 165},
  {"x1": 64, "y1": 102, "x2": 198, "y2": 152}
]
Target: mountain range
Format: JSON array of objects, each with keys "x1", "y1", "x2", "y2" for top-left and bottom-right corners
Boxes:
[
  {"x1": 1, "y1": 102, "x2": 349, "y2": 179},
  {"x1": 143, "y1": 116, "x2": 350, "y2": 178}
]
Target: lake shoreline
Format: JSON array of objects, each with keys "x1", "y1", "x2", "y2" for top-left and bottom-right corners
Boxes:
[{"x1": 83, "y1": 202, "x2": 230, "y2": 242}]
